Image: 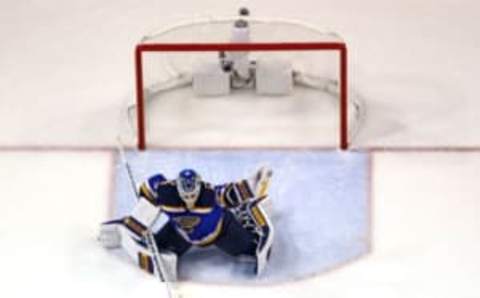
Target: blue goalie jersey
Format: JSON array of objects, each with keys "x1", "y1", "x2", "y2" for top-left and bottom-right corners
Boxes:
[{"x1": 136, "y1": 173, "x2": 255, "y2": 246}]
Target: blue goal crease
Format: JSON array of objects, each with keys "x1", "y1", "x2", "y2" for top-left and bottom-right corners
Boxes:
[{"x1": 113, "y1": 149, "x2": 370, "y2": 284}]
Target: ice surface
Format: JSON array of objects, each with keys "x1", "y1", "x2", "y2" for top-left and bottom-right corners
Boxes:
[
  {"x1": 0, "y1": 0, "x2": 479, "y2": 148},
  {"x1": 1, "y1": 0, "x2": 480, "y2": 297},
  {"x1": 113, "y1": 150, "x2": 370, "y2": 283}
]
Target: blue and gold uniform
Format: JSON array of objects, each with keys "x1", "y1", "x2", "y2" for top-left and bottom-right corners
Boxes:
[{"x1": 124, "y1": 173, "x2": 259, "y2": 258}]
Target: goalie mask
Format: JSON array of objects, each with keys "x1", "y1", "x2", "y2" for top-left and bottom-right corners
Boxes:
[{"x1": 177, "y1": 169, "x2": 202, "y2": 209}]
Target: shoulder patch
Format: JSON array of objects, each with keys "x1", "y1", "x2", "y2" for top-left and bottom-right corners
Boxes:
[{"x1": 147, "y1": 174, "x2": 167, "y2": 191}]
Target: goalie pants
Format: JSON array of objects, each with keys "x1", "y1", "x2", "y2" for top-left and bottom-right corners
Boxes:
[{"x1": 154, "y1": 210, "x2": 257, "y2": 257}]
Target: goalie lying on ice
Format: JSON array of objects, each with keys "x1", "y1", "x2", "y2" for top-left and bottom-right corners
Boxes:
[{"x1": 99, "y1": 167, "x2": 274, "y2": 280}]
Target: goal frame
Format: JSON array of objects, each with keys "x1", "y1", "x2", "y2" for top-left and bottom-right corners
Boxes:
[{"x1": 134, "y1": 42, "x2": 348, "y2": 150}]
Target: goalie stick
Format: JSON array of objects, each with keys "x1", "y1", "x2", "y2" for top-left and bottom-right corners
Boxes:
[
  {"x1": 116, "y1": 137, "x2": 181, "y2": 298},
  {"x1": 116, "y1": 136, "x2": 139, "y2": 198},
  {"x1": 144, "y1": 229, "x2": 179, "y2": 298}
]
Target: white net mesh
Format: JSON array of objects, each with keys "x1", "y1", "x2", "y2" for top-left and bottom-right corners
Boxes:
[
  {"x1": 126, "y1": 16, "x2": 365, "y2": 149},
  {"x1": 142, "y1": 17, "x2": 342, "y2": 43}
]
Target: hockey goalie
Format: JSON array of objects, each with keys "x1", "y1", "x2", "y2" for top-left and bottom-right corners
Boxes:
[{"x1": 98, "y1": 167, "x2": 274, "y2": 281}]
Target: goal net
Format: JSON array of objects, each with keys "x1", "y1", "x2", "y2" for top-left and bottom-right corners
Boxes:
[{"x1": 127, "y1": 15, "x2": 364, "y2": 150}]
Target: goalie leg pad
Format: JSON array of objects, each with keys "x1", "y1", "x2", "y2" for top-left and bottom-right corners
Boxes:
[
  {"x1": 225, "y1": 198, "x2": 274, "y2": 275},
  {"x1": 237, "y1": 198, "x2": 274, "y2": 275},
  {"x1": 215, "y1": 210, "x2": 258, "y2": 257},
  {"x1": 253, "y1": 201, "x2": 274, "y2": 276},
  {"x1": 137, "y1": 246, "x2": 178, "y2": 281},
  {"x1": 119, "y1": 226, "x2": 180, "y2": 281},
  {"x1": 157, "y1": 250, "x2": 178, "y2": 282}
]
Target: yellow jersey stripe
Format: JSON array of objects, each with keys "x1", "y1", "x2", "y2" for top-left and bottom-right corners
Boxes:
[
  {"x1": 160, "y1": 205, "x2": 186, "y2": 213},
  {"x1": 160, "y1": 204, "x2": 214, "y2": 214},
  {"x1": 176, "y1": 218, "x2": 224, "y2": 247},
  {"x1": 189, "y1": 207, "x2": 213, "y2": 214},
  {"x1": 140, "y1": 184, "x2": 156, "y2": 204},
  {"x1": 196, "y1": 218, "x2": 224, "y2": 247}
]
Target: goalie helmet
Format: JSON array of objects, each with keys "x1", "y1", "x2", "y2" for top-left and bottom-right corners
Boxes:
[{"x1": 176, "y1": 169, "x2": 202, "y2": 209}]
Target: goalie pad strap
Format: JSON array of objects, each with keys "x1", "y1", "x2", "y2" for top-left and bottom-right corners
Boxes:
[
  {"x1": 124, "y1": 216, "x2": 147, "y2": 238},
  {"x1": 237, "y1": 180, "x2": 254, "y2": 200},
  {"x1": 138, "y1": 252, "x2": 154, "y2": 274},
  {"x1": 222, "y1": 180, "x2": 255, "y2": 207}
]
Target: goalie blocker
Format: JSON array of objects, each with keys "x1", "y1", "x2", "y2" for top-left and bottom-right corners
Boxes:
[{"x1": 98, "y1": 166, "x2": 274, "y2": 279}]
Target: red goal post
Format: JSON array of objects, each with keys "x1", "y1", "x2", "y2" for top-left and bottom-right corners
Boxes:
[{"x1": 134, "y1": 42, "x2": 349, "y2": 150}]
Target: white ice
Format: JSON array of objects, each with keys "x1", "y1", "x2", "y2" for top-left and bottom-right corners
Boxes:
[{"x1": 1, "y1": 0, "x2": 480, "y2": 297}]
